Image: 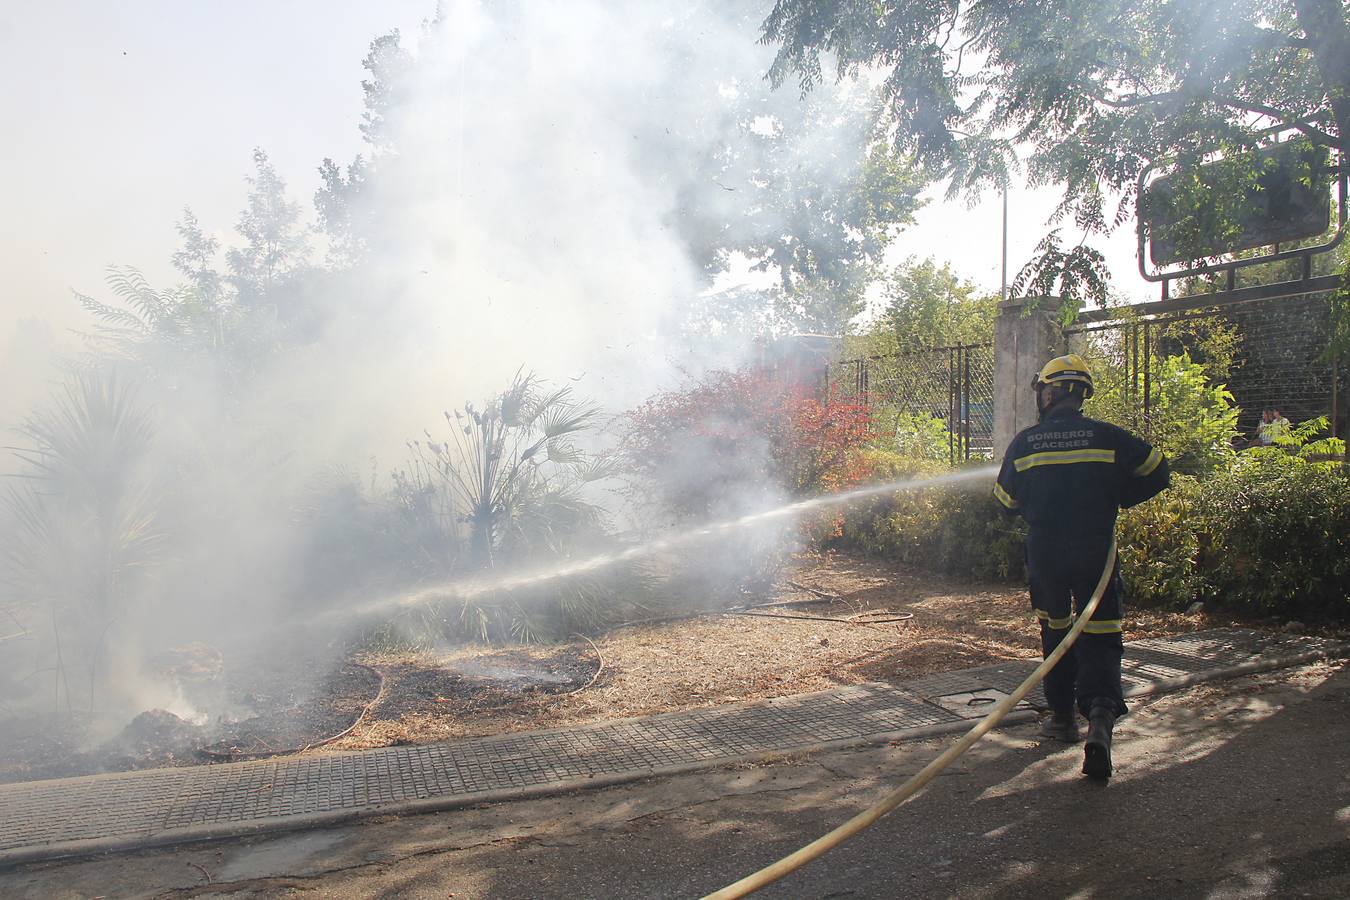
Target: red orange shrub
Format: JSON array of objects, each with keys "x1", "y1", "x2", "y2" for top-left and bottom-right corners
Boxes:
[{"x1": 623, "y1": 369, "x2": 874, "y2": 522}]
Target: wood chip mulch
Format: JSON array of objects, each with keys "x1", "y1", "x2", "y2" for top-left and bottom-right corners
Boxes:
[
  {"x1": 0, "y1": 552, "x2": 1252, "y2": 782},
  {"x1": 328, "y1": 551, "x2": 1221, "y2": 751}
]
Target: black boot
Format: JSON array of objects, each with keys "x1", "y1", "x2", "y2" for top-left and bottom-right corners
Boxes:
[
  {"x1": 1082, "y1": 699, "x2": 1116, "y2": 780},
  {"x1": 1039, "y1": 710, "x2": 1080, "y2": 743}
]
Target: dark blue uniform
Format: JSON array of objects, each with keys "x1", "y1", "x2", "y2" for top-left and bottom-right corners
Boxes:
[{"x1": 994, "y1": 406, "x2": 1169, "y2": 717}]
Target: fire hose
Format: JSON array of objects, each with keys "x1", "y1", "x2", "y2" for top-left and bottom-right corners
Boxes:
[{"x1": 702, "y1": 537, "x2": 1117, "y2": 900}]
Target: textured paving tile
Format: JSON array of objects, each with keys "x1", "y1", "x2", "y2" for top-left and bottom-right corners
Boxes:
[
  {"x1": 0, "y1": 684, "x2": 954, "y2": 854},
  {"x1": 0, "y1": 628, "x2": 1341, "y2": 858}
]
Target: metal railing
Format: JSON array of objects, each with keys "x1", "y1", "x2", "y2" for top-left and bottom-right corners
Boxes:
[{"x1": 831, "y1": 343, "x2": 994, "y2": 464}]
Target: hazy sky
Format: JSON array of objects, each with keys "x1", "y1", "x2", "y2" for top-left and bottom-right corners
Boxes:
[
  {"x1": 1, "y1": 1, "x2": 432, "y2": 345},
  {"x1": 0, "y1": 1, "x2": 1149, "y2": 352}
]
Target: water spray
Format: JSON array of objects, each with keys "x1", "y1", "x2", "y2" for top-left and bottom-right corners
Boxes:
[{"x1": 344, "y1": 465, "x2": 998, "y2": 623}]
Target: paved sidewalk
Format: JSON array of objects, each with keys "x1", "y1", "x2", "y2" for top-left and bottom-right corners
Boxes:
[{"x1": 1, "y1": 628, "x2": 1343, "y2": 867}]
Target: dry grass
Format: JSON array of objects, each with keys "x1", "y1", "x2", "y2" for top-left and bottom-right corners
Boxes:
[{"x1": 331, "y1": 552, "x2": 1219, "y2": 751}]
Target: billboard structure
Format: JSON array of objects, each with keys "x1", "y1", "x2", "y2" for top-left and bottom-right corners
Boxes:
[
  {"x1": 1137, "y1": 133, "x2": 1345, "y2": 295},
  {"x1": 1115, "y1": 132, "x2": 1349, "y2": 442}
]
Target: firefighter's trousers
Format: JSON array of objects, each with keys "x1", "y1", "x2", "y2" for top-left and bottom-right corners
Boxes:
[{"x1": 1027, "y1": 530, "x2": 1128, "y2": 718}]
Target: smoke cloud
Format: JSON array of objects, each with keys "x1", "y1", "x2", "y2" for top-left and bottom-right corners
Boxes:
[{"x1": 0, "y1": 1, "x2": 881, "y2": 743}]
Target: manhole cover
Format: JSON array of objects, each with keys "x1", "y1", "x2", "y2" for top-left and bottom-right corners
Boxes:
[{"x1": 931, "y1": 689, "x2": 1026, "y2": 719}]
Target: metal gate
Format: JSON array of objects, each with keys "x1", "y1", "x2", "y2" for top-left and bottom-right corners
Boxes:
[{"x1": 831, "y1": 343, "x2": 994, "y2": 464}]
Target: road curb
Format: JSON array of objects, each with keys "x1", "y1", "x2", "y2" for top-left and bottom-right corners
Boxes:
[{"x1": 1124, "y1": 645, "x2": 1345, "y2": 698}]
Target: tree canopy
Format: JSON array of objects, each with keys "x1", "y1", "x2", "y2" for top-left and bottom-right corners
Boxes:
[
  {"x1": 317, "y1": 4, "x2": 926, "y2": 335},
  {"x1": 878, "y1": 256, "x2": 999, "y2": 349},
  {"x1": 762, "y1": 0, "x2": 1350, "y2": 311},
  {"x1": 77, "y1": 150, "x2": 315, "y2": 386}
]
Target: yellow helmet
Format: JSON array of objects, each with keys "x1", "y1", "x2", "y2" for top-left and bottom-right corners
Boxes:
[{"x1": 1033, "y1": 354, "x2": 1094, "y2": 398}]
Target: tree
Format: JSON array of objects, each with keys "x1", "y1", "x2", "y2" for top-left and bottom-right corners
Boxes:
[
  {"x1": 762, "y1": 0, "x2": 1350, "y2": 314},
  {"x1": 670, "y1": 74, "x2": 927, "y2": 334},
  {"x1": 77, "y1": 150, "x2": 317, "y2": 385},
  {"x1": 312, "y1": 29, "x2": 408, "y2": 269},
  {"x1": 171, "y1": 208, "x2": 224, "y2": 304},
  {"x1": 358, "y1": 30, "x2": 415, "y2": 152},
  {"x1": 629, "y1": 2, "x2": 928, "y2": 334},
  {"x1": 316, "y1": 6, "x2": 926, "y2": 336},
  {"x1": 227, "y1": 148, "x2": 311, "y2": 308},
  {"x1": 314, "y1": 155, "x2": 372, "y2": 268},
  {"x1": 876, "y1": 256, "x2": 998, "y2": 349}
]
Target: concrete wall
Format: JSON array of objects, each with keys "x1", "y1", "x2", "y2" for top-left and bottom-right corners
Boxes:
[{"x1": 992, "y1": 298, "x2": 1065, "y2": 461}]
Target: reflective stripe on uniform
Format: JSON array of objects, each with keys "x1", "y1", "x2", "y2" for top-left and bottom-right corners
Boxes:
[
  {"x1": 1133, "y1": 447, "x2": 1163, "y2": 477},
  {"x1": 1035, "y1": 610, "x2": 1121, "y2": 633},
  {"x1": 1034, "y1": 608, "x2": 1074, "y2": 630},
  {"x1": 993, "y1": 482, "x2": 1018, "y2": 509},
  {"x1": 1013, "y1": 449, "x2": 1116, "y2": 472}
]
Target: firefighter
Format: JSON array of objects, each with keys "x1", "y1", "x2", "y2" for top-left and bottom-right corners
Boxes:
[{"x1": 994, "y1": 354, "x2": 1169, "y2": 780}]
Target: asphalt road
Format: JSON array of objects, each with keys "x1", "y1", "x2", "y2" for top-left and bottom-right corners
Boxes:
[{"x1": 5, "y1": 659, "x2": 1348, "y2": 899}]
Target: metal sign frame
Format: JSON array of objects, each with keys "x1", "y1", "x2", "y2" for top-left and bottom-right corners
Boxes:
[{"x1": 1136, "y1": 133, "x2": 1347, "y2": 297}]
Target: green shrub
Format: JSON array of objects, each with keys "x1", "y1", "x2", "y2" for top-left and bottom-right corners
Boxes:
[
  {"x1": 890, "y1": 412, "x2": 953, "y2": 462},
  {"x1": 1118, "y1": 420, "x2": 1350, "y2": 617},
  {"x1": 1145, "y1": 352, "x2": 1239, "y2": 474},
  {"x1": 926, "y1": 484, "x2": 1028, "y2": 581},
  {"x1": 1191, "y1": 441, "x2": 1350, "y2": 616},
  {"x1": 1117, "y1": 476, "x2": 1204, "y2": 606},
  {"x1": 1085, "y1": 349, "x2": 1238, "y2": 475},
  {"x1": 835, "y1": 451, "x2": 1026, "y2": 581},
  {"x1": 837, "y1": 425, "x2": 1350, "y2": 621}
]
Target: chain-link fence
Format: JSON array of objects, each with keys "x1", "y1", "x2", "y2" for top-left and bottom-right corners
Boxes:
[
  {"x1": 1063, "y1": 316, "x2": 1155, "y2": 436},
  {"x1": 1066, "y1": 291, "x2": 1344, "y2": 442},
  {"x1": 831, "y1": 343, "x2": 995, "y2": 464}
]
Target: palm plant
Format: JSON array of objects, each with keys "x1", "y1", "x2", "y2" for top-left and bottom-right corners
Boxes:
[
  {"x1": 396, "y1": 373, "x2": 639, "y2": 642},
  {"x1": 1, "y1": 372, "x2": 161, "y2": 715},
  {"x1": 438, "y1": 373, "x2": 601, "y2": 565}
]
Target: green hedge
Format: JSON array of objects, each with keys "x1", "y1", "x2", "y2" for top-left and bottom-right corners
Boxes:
[
  {"x1": 1121, "y1": 449, "x2": 1350, "y2": 617},
  {"x1": 835, "y1": 451, "x2": 1027, "y2": 583},
  {"x1": 834, "y1": 447, "x2": 1350, "y2": 620}
]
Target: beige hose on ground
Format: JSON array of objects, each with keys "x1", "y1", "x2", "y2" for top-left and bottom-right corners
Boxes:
[{"x1": 703, "y1": 538, "x2": 1118, "y2": 900}]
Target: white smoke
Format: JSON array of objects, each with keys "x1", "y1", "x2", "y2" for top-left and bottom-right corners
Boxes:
[{"x1": 0, "y1": 0, "x2": 876, "y2": 735}]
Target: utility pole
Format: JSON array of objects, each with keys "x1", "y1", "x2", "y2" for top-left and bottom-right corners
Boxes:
[{"x1": 1000, "y1": 183, "x2": 1009, "y2": 304}]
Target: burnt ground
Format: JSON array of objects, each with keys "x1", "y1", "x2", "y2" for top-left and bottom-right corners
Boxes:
[
  {"x1": 0, "y1": 551, "x2": 1299, "y2": 785},
  {"x1": 0, "y1": 652, "x2": 383, "y2": 783},
  {"x1": 0, "y1": 645, "x2": 596, "y2": 784}
]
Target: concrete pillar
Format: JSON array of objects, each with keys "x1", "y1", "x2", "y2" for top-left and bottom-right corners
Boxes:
[{"x1": 993, "y1": 298, "x2": 1065, "y2": 461}]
